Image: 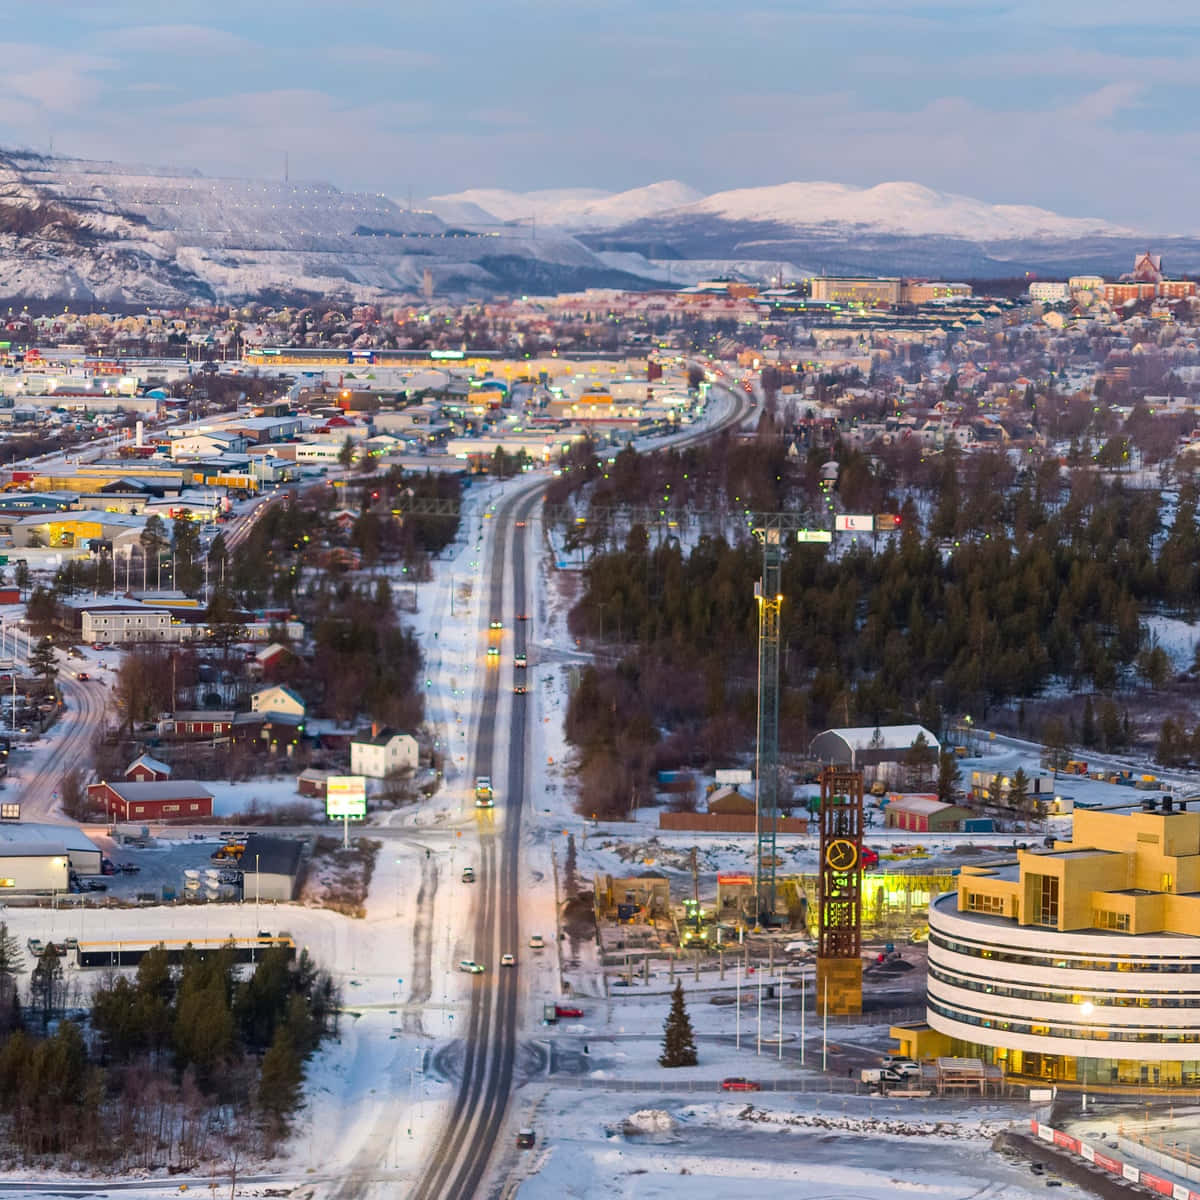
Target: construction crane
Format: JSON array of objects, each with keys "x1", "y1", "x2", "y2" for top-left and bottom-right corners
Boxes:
[{"x1": 393, "y1": 493, "x2": 831, "y2": 924}]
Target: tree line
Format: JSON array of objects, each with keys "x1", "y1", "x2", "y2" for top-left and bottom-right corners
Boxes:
[{"x1": 0, "y1": 929, "x2": 338, "y2": 1169}]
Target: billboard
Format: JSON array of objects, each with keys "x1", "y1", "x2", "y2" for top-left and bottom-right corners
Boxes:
[
  {"x1": 874, "y1": 513, "x2": 902, "y2": 531},
  {"x1": 796, "y1": 529, "x2": 833, "y2": 543},
  {"x1": 326, "y1": 775, "x2": 367, "y2": 819},
  {"x1": 834, "y1": 514, "x2": 873, "y2": 532},
  {"x1": 715, "y1": 768, "x2": 753, "y2": 785},
  {"x1": 717, "y1": 873, "x2": 753, "y2": 886}
]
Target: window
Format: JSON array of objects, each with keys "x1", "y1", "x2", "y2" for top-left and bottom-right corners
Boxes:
[
  {"x1": 1031, "y1": 874, "x2": 1059, "y2": 927},
  {"x1": 1093, "y1": 909, "x2": 1131, "y2": 932},
  {"x1": 965, "y1": 891, "x2": 1006, "y2": 916}
]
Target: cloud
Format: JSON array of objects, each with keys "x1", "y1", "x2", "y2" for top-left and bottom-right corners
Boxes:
[
  {"x1": 0, "y1": 50, "x2": 116, "y2": 114},
  {"x1": 1064, "y1": 81, "x2": 1144, "y2": 122},
  {"x1": 327, "y1": 46, "x2": 440, "y2": 70},
  {"x1": 92, "y1": 24, "x2": 254, "y2": 55}
]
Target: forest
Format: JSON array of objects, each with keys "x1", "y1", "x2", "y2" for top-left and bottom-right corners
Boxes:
[
  {"x1": 559, "y1": 432, "x2": 1200, "y2": 816},
  {"x1": 0, "y1": 929, "x2": 338, "y2": 1169}
]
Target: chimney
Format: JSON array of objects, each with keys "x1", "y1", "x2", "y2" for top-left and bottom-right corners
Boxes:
[{"x1": 371, "y1": 722, "x2": 378, "y2": 739}]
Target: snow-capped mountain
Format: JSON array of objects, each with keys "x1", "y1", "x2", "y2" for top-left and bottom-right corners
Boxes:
[
  {"x1": 426, "y1": 181, "x2": 703, "y2": 232},
  {"x1": 677, "y1": 180, "x2": 1131, "y2": 241}
]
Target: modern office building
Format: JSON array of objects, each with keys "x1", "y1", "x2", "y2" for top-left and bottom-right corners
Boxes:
[{"x1": 894, "y1": 800, "x2": 1200, "y2": 1088}]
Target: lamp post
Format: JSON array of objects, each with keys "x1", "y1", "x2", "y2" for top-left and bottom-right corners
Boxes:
[
  {"x1": 1079, "y1": 1000, "x2": 1094, "y2": 1112},
  {"x1": 255, "y1": 853, "x2": 260, "y2": 925}
]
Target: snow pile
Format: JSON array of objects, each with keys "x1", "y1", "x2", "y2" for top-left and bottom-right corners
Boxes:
[
  {"x1": 691, "y1": 1102, "x2": 1008, "y2": 1141},
  {"x1": 622, "y1": 1108, "x2": 676, "y2": 1134}
]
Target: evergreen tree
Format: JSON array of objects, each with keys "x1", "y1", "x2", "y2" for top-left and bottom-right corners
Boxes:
[
  {"x1": 338, "y1": 436, "x2": 355, "y2": 469},
  {"x1": 139, "y1": 513, "x2": 169, "y2": 585},
  {"x1": 564, "y1": 834, "x2": 579, "y2": 900},
  {"x1": 1080, "y1": 696, "x2": 1096, "y2": 748},
  {"x1": 29, "y1": 945, "x2": 64, "y2": 1031},
  {"x1": 27, "y1": 636, "x2": 57, "y2": 692},
  {"x1": 1008, "y1": 767, "x2": 1032, "y2": 828},
  {"x1": 936, "y1": 751, "x2": 961, "y2": 803},
  {"x1": 257, "y1": 1026, "x2": 303, "y2": 1138},
  {"x1": 658, "y1": 981, "x2": 698, "y2": 1068},
  {"x1": 0, "y1": 922, "x2": 24, "y2": 1033}
]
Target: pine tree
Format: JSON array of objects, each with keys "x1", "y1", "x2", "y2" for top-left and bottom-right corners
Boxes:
[
  {"x1": 29, "y1": 945, "x2": 64, "y2": 1031},
  {"x1": 564, "y1": 834, "x2": 579, "y2": 900},
  {"x1": 257, "y1": 1026, "x2": 303, "y2": 1138},
  {"x1": 27, "y1": 636, "x2": 57, "y2": 691},
  {"x1": 658, "y1": 981, "x2": 698, "y2": 1068},
  {"x1": 1080, "y1": 696, "x2": 1096, "y2": 748}
]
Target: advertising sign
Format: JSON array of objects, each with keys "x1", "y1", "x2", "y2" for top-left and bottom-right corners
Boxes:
[
  {"x1": 796, "y1": 529, "x2": 833, "y2": 543},
  {"x1": 875, "y1": 514, "x2": 902, "y2": 531},
  {"x1": 326, "y1": 775, "x2": 367, "y2": 819},
  {"x1": 834, "y1": 514, "x2": 873, "y2": 532},
  {"x1": 717, "y1": 873, "x2": 753, "y2": 886}
]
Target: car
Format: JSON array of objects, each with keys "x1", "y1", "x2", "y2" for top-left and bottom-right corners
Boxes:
[
  {"x1": 881, "y1": 1057, "x2": 921, "y2": 1077},
  {"x1": 528, "y1": 934, "x2": 545, "y2": 950},
  {"x1": 100, "y1": 858, "x2": 116, "y2": 875},
  {"x1": 462, "y1": 867, "x2": 476, "y2": 883},
  {"x1": 26, "y1": 938, "x2": 43, "y2": 956},
  {"x1": 515, "y1": 613, "x2": 529, "y2": 621},
  {"x1": 514, "y1": 653, "x2": 527, "y2": 668},
  {"x1": 459, "y1": 959, "x2": 485, "y2": 974},
  {"x1": 76, "y1": 672, "x2": 90, "y2": 681},
  {"x1": 487, "y1": 646, "x2": 499, "y2": 659},
  {"x1": 92, "y1": 643, "x2": 104, "y2": 650},
  {"x1": 489, "y1": 619, "x2": 503, "y2": 630},
  {"x1": 720, "y1": 1077, "x2": 761, "y2": 1092},
  {"x1": 514, "y1": 684, "x2": 527, "y2": 695},
  {"x1": 516, "y1": 1128, "x2": 535, "y2": 1149},
  {"x1": 500, "y1": 953, "x2": 515, "y2": 967},
  {"x1": 554, "y1": 1005, "x2": 583, "y2": 1018},
  {"x1": 515, "y1": 521, "x2": 526, "y2": 528},
  {"x1": 63, "y1": 937, "x2": 78, "y2": 951},
  {"x1": 120, "y1": 863, "x2": 140, "y2": 874},
  {"x1": 86, "y1": 880, "x2": 107, "y2": 892}
]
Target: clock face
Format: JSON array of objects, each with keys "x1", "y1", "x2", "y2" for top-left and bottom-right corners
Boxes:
[{"x1": 825, "y1": 838, "x2": 858, "y2": 871}]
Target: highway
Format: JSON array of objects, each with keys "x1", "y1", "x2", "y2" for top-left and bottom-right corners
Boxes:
[{"x1": 411, "y1": 379, "x2": 752, "y2": 1197}]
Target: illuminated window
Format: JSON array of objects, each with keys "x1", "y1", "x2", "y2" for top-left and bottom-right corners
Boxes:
[{"x1": 1093, "y1": 910, "x2": 1131, "y2": 933}]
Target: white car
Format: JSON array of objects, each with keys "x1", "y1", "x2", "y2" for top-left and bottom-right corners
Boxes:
[
  {"x1": 501, "y1": 953, "x2": 515, "y2": 968},
  {"x1": 459, "y1": 959, "x2": 485, "y2": 974},
  {"x1": 528, "y1": 934, "x2": 545, "y2": 950}
]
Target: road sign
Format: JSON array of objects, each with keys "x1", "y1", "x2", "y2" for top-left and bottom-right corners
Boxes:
[
  {"x1": 834, "y1": 514, "x2": 873, "y2": 532},
  {"x1": 796, "y1": 529, "x2": 833, "y2": 543}
]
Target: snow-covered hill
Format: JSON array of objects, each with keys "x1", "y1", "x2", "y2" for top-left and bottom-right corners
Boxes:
[
  {"x1": 426, "y1": 181, "x2": 702, "y2": 232},
  {"x1": 676, "y1": 180, "x2": 1131, "y2": 240}
]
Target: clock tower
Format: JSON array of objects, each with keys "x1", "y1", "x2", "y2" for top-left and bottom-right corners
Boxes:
[{"x1": 816, "y1": 766, "x2": 864, "y2": 1015}]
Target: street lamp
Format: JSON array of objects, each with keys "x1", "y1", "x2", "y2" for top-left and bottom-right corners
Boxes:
[{"x1": 1079, "y1": 1000, "x2": 1094, "y2": 1111}]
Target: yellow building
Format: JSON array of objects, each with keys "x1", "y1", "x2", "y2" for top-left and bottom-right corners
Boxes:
[
  {"x1": 894, "y1": 799, "x2": 1200, "y2": 1090},
  {"x1": 808, "y1": 277, "x2": 902, "y2": 306}
]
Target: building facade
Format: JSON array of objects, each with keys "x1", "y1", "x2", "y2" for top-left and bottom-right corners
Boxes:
[
  {"x1": 350, "y1": 730, "x2": 418, "y2": 778},
  {"x1": 895, "y1": 801, "x2": 1200, "y2": 1088},
  {"x1": 809, "y1": 277, "x2": 902, "y2": 306}
]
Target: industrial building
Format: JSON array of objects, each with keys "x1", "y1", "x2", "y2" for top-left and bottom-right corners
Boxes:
[
  {"x1": 0, "y1": 821, "x2": 101, "y2": 880},
  {"x1": 893, "y1": 800, "x2": 1200, "y2": 1089},
  {"x1": 810, "y1": 724, "x2": 940, "y2": 771},
  {"x1": 240, "y1": 834, "x2": 304, "y2": 902}
]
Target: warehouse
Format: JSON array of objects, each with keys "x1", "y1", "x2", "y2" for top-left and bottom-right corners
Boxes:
[
  {"x1": 0, "y1": 821, "x2": 102, "y2": 875},
  {"x1": 810, "y1": 724, "x2": 941, "y2": 770},
  {"x1": 0, "y1": 845, "x2": 70, "y2": 894},
  {"x1": 884, "y1": 794, "x2": 972, "y2": 833},
  {"x1": 240, "y1": 834, "x2": 304, "y2": 902}
]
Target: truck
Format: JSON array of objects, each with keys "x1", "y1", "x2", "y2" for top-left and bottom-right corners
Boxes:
[{"x1": 861, "y1": 1067, "x2": 905, "y2": 1086}]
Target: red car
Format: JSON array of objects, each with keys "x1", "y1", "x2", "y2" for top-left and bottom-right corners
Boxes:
[
  {"x1": 720, "y1": 1077, "x2": 760, "y2": 1092},
  {"x1": 554, "y1": 1005, "x2": 583, "y2": 1019}
]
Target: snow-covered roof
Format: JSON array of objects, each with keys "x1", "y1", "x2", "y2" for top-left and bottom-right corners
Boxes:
[
  {"x1": 126, "y1": 753, "x2": 171, "y2": 777},
  {"x1": 886, "y1": 794, "x2": 960, "y2": 816},
  {"x1": 818, "y1": 725, "x2": 938, "y2": 753}
]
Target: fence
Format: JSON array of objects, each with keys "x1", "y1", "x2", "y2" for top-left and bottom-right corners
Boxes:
[{"x1": 1031, "y1": 1120, "x2": 1200, "y2": 1198}]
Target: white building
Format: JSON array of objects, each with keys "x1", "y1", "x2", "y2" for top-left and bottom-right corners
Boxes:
[
  {"x1": 350, "y1": 729, "x2": 419, "y2": 779},
  {"x1": 1028, "y1": 282, "x2": 1071, "y2": 303},
  {"x1": 250, "y1": 684, "x2": 305, "y2": 718},
  {"x1": 80, "y1": 601, "x2": 175, "y2": 644}
]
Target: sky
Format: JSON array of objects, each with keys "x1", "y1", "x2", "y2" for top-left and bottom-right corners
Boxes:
[{"x1": 1, "y1": 1, "x2": 1197, "y2": 230}]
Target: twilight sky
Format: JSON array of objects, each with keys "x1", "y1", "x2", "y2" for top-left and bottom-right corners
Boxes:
[{"x1": 2, "y1": 1, "x2": 1196, "y2": 230}]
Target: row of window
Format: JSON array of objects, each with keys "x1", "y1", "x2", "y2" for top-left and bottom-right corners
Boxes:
[
  {"x1": 1094, "y1": 910, "x2": 1131, "y2": 932},
  {"x1": 930, "y1": 929, "x2": 1200, "y2": 973},
  {"x1": 964, "y1": 892, "x2": 1006, "y2": 916},
  {"x1": 929, "y1": 997, "x2": 1200, "y2": 1044},
  {"x1": 929, "y1": 962, "x2": 1200, "y2": 1010}
]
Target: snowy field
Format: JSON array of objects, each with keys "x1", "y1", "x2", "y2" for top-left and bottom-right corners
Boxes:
[{"x1": 508, "y1": 1092, "x2": 1086, "y2": 1199}]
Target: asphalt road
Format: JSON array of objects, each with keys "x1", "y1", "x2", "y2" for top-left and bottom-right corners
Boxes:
[
  {"x1": 413, "y1": 382, "x2": 751, "y2": 1198},
  {"x1": 411, "y1": 483, "x2": 536, "y2": 1200}
]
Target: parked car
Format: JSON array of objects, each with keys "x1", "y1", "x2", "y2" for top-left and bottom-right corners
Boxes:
[
  {"x1": 459, "y1": 960, "x2": 485, "y2": 974},
  {"x1": 63, "y1": 937, "x2": 78, "y2": 951},
  {"x1": 880, "y1": 1057, "x2": 921, "y2": 1077},
  {"x1": 554, "y1": 1005, "x2": 583, "y2": 1018},
  {"x1": 100, "y1": 858, "x2": 116, "y2": 875},
  {"x1": 720, "y1": 1077, "x2": 760, "y2": 1092},
  {"x1": 26, "y1": 938, "x2": 43, "y2": 956},
  {"x1": 85, "y1": 880, "x2": 107, "y2": 892},
  {"x1": 528, "y1": 934, "x2": 545, "y2": 950}
]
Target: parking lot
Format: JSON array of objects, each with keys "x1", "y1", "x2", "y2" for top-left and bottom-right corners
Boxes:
[{"x1": 79, "y1": 832, "x2": 248, "y2": 901}]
